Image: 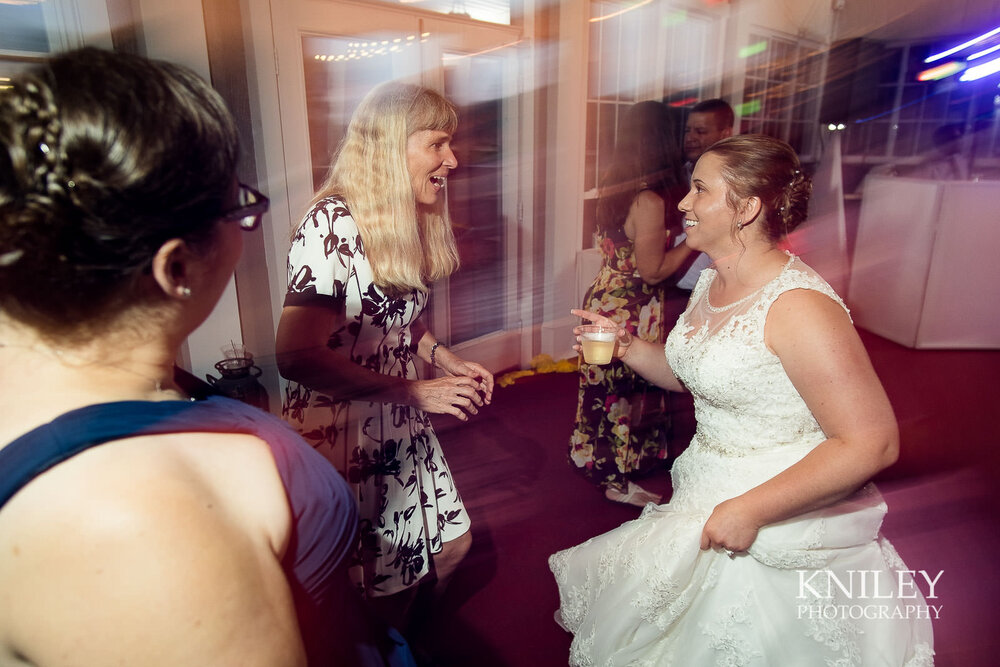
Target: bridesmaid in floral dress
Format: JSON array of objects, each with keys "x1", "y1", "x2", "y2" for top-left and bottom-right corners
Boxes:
[
  {"x1": 570, "y1": 101, "x2": 695, "y2": 507},
  {"x1": 276, "y1": 82, "x2": 493, "y2": 630}
]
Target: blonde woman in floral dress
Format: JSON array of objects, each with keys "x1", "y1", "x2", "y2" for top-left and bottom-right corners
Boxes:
[
  {"x1": 276, "y1": 82, "x2": 493, "y2": 633},
  {"x1": 570, "y1": 101, "x2": 695, "y2": 506}
]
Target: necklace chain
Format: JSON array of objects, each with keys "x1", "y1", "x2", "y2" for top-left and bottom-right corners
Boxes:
[{"x1": 0, "y1": 340, "x2": 171, "y2": 394}]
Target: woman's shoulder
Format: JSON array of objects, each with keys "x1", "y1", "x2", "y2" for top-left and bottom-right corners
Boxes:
[
  {"x1": 632, "y1": 187, "x2": 664, "y2": 204},
  {"x1": 0, "y1": 427, "x2": 299, "y2": 665},
  {"x1": 312, "y1": 193, "x2": 350, "y2": 213},
  {"x1": 298, "y1": 195, "x2": 358, "y2": 232},
  {"x1": 770, "y1": 255, "x2": 848, "y2": 313},
  {"x1": 759, "y1": 255, "x2": 851, "y2": 339},
  {"x1": 0, "y1": 401, "x2": 291, "y2": 554},
  {"x1": 4, "y1": 424, "x2": 284, "y2": 515}
]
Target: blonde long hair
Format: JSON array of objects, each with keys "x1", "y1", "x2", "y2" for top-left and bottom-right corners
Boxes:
[{"x1": 312, "y1": 81, "x2": 460, "y2": 295}]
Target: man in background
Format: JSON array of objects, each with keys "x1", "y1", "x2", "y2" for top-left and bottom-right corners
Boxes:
[
  {"x1": 683, "y1": 98, "x2": 735, "y2": 177},
  {"x1": 673, "y1": 98, "x2": 736, "y2": 292}
]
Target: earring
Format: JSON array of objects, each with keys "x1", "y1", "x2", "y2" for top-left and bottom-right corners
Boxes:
[{"x1": 179, "y1": 286, "x2": 192, "y2": 298}]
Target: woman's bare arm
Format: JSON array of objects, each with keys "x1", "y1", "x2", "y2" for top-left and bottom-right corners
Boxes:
[
  {"x1": 276, "y1": 304, "x2": 488, "y2": 420},
  {"x1": 627, "y1": 190, "x2": 695, "y2": 284},
  {"x1": 699, "y1": 290, "x2": 899, "y2": 552}
]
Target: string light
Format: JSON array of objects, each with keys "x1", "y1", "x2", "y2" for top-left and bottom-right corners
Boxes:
[
  {"x1": 925, "y1": 26, "x2": 1000, "y2": 63},
  {"x1": 959, "y1": 55, "x2": 1000, "y2": 81},
  {"x1": 916, "y1": 61, "x2": 965, "y2": 81},
  {"x1": 311, "y1": 31, "x2": 429, "y2": 61},
  {"x1": 968, "y1": 42, "x2": 1000, "y2": 61},
  {"x1": 589, "y1": 0, "x2": 653, "y2": 23}
]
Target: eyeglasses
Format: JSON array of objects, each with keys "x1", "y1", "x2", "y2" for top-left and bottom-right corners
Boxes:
[{"x1": 220, "y1": 183, "x2": 269, "y2": 231}]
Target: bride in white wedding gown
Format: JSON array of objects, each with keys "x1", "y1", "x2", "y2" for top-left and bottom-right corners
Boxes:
[{"x1": 550, "y1": 135, "x2": 934, "y2": 666}]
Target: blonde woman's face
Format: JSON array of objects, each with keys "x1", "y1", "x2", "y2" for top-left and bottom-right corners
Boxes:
[{"x1": 406, "y1": 129, "x2": 458, "y2": 205}]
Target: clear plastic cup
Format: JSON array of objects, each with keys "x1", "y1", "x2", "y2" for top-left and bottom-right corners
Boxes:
[{"x1": 579, "y1": 325, "x2": 617, "y2": 365}]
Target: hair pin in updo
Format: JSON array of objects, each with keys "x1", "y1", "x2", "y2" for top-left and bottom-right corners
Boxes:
[{"x1": 0, "y1": 250, "x2": 24, "y2": 266}]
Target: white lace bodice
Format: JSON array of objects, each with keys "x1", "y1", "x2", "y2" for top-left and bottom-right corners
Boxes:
[{"x1": 665, "y1": 254, "x2": 849, "y2": 459}]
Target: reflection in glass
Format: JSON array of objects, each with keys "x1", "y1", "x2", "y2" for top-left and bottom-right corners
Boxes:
[
  {"x1": 392, "y1": 0, "x2": 510, "y2": 26},
  {"x1": 443, "y1": 53, "x2": 505, "y2": 343},
  {"x1": 302, "y1": 33, "x2": 421, "y2": 189},
  {"x1": 0, "y1": 1, "x2": 50, "y2": 54}
]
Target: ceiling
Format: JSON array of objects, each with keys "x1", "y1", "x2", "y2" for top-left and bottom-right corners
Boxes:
[{"x1": 840, "y1": 0, "x2": 1000, "y2": 43}]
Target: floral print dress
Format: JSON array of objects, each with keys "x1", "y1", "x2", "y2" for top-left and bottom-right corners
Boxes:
[
  {"x1": 569, "y1": 216, "x2": 673, "y2": 492},
  {"x1": 282, "y1": 196, "x2": 470, "y2": 598}
]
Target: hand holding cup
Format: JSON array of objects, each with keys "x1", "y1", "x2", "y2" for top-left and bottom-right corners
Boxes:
[
  {"x1": 571, "y1": 309, "x2": 632, "y2": 365},
  {"x1": 579, "y1": 324, "x2": 617, "y2": 364}
]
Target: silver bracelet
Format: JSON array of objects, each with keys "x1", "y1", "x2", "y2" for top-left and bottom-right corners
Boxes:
[{"x1": 430, "y1": 341, "x2": 441, "y2": 367}]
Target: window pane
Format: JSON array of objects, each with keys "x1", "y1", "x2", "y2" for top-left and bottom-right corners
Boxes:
[
  {"x1": 894, "y1": 122, "x2": 918, "y2": 156},
  {"x1": 444, "y1": 54, "x2": 506, "y2": 342},
  {"x1": 386, "y1": 0, "x2": 511, "y2": 26},
  {"x1": 586, "y1": 101, "x2": 598, "y2": 191},
  {"x1": 597, "y1": 102, "x2": 619, "y2": 180},
  {"x1": 0, "y1": 2, "x2": 50, "y2": 53},
  {"x1": 844, "y1": 123, "x2": 868, "y2": 155},
  {"x1": 922, "y1": 89, "x2": 947, "y2": 118},
  {"x1": 868, "y1": 122, "x2": 891, "y2": 154},
  {"x1": 302, "y1": 34, "x2": 421, "y2": 189},
  {"x1": 899, "y1": 85, "x2": 923, "y2": 121}
]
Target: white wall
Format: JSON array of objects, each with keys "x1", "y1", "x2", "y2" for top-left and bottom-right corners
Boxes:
[
  {"x1": 835, "y1": 0, "x2": 1000, "y2": 42},
  {"x1": 137, "y1": 0, "x2": 246, "y2": 383}
]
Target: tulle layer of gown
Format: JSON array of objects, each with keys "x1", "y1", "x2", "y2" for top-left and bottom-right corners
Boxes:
[{"x1": 550, "y1": 441, "x2": 935, "y2": 666}]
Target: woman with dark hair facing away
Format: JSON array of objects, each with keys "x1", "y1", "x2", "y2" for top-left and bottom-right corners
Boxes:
[
  {"x1": 276, "y1": 81, "x2": 493, "y2": 629},
  {"x1": 551, "y1": 135, "x2": 933, "y2": 665},
  {"x1": 569, "y1": 100, "x2": 694, "y2": 507},
  {"x1": 0, "y1": 48, "x2": 408, "y2": 666}
]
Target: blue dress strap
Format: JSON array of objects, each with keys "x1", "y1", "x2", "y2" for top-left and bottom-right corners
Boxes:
[{"x1": 0, "y1": 397, "x2": 266, "y2": 508}]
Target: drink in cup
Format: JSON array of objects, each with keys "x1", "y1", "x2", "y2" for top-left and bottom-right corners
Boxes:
[{"x1": 580, "y1": 325, "x2": 617, "y2": 365}]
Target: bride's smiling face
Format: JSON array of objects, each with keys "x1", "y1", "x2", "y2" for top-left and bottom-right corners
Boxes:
[{"x1": 677, "y1": 152, "x2": 739, "y2": 254}]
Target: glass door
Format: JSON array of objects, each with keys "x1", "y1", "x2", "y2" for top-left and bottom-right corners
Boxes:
[{"x1": 268, "y1": 0, "x2": 524, "y2": 370}]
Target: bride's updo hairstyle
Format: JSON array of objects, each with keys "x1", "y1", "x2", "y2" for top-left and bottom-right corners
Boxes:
[
  {"x1": 702, "y1": 134, "x2": 812, "y2": 242},
  {"x1": 0, "y1": 47, "x2": 239, "y2": 339}
]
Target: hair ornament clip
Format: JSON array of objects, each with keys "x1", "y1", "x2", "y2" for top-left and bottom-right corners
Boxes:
[
  {"x1": 0, "y1": 250, "x2": 25, "y2": 267},
  {"x1": 39, "y1": 142, "x2": 50, "y2": 155}
]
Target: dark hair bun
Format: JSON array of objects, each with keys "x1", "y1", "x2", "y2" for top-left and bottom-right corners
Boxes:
[{"x1": 0, "y1": 47, "x2": 239, "y2": 337}]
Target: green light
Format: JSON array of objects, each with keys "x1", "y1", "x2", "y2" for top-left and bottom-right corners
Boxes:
[
  {"x1": 737, "y1": 99, "x2": 762, "y2": 115},
  {"x1": 663, "y1": 9, "x2": 687, "y2": 27},
  {"x1": 739, "y1": 41, "x2": 767, "y2": 59}
]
